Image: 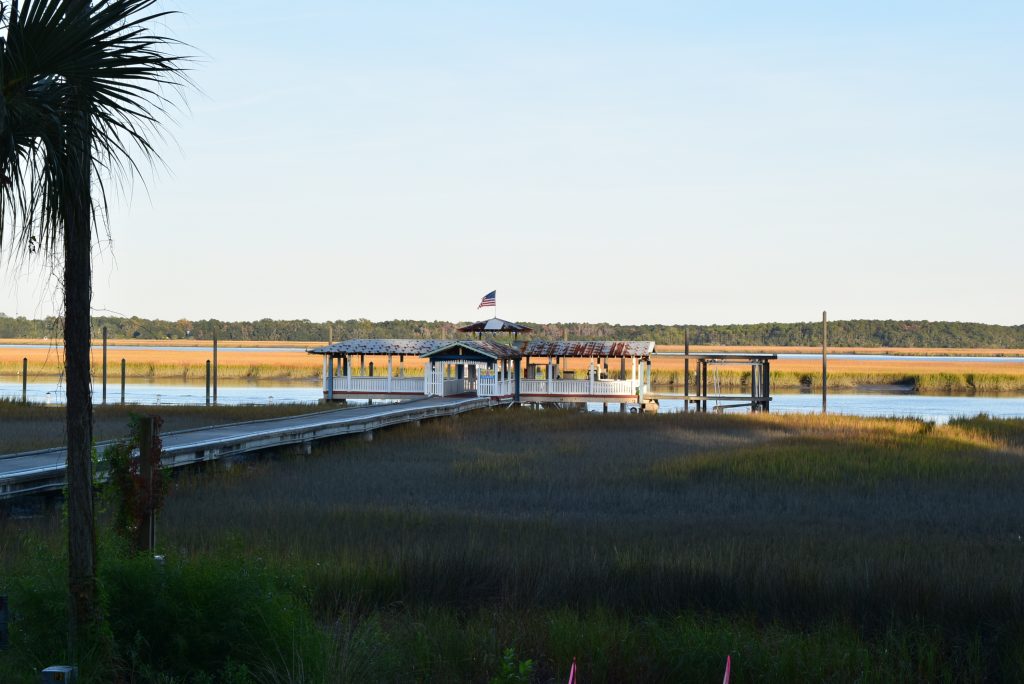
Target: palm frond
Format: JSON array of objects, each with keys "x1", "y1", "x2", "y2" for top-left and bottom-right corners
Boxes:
[{"x1": 0, "y1": 0, "x2": 192, "y2": 258}]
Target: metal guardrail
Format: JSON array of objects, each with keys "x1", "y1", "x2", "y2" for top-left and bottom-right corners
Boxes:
[{"x1": 0, "y1": 396, "x2": 495, "y2": 502}]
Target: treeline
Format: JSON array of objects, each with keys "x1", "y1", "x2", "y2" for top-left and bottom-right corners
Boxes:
[{"x1": 1, "y1": 314, "x2": 1023, "y2": 348}]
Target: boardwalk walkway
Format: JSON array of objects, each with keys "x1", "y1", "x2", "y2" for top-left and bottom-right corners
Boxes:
[{"x1": 0, "y1": 395, "x2": 494, "y2": 501}]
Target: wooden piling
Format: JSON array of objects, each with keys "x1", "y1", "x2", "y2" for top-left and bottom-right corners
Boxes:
[
  {"x1": 21, "y1": 357, "x2": 27, "y2": 403},
  {"x1": 213, "y1": 335, "x2": 219, "y2": 404},
  {"x1": 120, "y1": 358, "x2": 126, "y2": 404},
  {"x1": 102, "y1": 326, "x2": 108, "y2": 404},
  {"x1": 327, "y1": 356, "x2": 334, "y2": 401},
  {"x1": 822, "y1": 311, "x2": 828, "y2": 414},
  {"x1": 683, "y1": 329, "x2": 690, "y2": 412},
  {"x1": 205, "y1": 360, "x2": 211, "y2": 406}
]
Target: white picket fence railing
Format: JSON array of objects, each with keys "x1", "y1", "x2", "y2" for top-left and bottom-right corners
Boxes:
[
  {"x1": 325, "y1": 376, "x2": 424, "y2": 394},
  {"x1": 520, "y1": 378, "x2": 640, "y2": 397},
  {"x1": 477, "y1": 377, "x2": 515, "y2": 397}
]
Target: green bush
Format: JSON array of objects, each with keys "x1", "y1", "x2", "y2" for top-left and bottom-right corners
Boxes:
[{"x1": 0, "y1": 540, "x2": 329, "y2": 683}]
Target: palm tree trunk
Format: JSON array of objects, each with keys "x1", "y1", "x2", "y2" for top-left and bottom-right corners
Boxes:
[{"x1": 64, "y1": 110, "x2": 97, "y2": 638}]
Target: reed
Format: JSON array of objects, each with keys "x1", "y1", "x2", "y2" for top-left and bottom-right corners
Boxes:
[
  {"x1": 3, "y1": 409, "x2": 1023, "y2": 680},
  {"x1": 649, "y1": 368, "x2": 1024, "y2": 392}
]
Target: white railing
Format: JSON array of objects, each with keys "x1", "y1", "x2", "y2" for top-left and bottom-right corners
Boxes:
[
  {"x1": 519, "y1": 378, "x2": 641, "y2": 397},
  {"x1": 326, "y1": 375, "x2": 426, "y2": 394},
  {"x1": 477, "y1": 377, "x2": 514, "y2": 397}
]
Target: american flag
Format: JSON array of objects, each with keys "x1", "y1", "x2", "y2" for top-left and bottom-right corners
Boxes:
[{"x1": 478, "y1": 290, "x2": 496, "y2": 309}]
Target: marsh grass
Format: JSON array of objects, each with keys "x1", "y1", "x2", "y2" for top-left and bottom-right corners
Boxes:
[
  {"x1": 3, "y1": 409, "x2": 1024, "y2": 681},
  {"x1": 651, "y1": 368, "x2": 1024, "y2": 391}
]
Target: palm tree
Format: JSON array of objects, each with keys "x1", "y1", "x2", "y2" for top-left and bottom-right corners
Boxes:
[{"x1": 0, "y1": 0, "x2": 188, "y2": 636}]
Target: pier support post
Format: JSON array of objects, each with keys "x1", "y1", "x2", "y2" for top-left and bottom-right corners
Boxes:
[
  {"x1": 213, "y1": 335, "x2": 219, "y2": 404},
  {"x1": 513, "y1": 358, "x2": 521, "y2": 403},
  {"x1": 701, "y1": 361, "x2": 708, "y2": 412},
  {"x1": 205, "y1": 360, "x2": 211, "y2": 406},
  {"x1": 102, "y1": 326, "x2": 108, "y2": 404},
  {"x1": 120, "y1": 358, "x2": 126, "y2": 404},
  {"x1": 327, "y1": 356, "x2": 335, "y2": 402},
  {"x1": 822, "y1": 311, "x2": 828, "y2": 414},
  {"x1": 21, "y1": 357, "x2": 27, "y2": 402},
  {"x1": 684, "y1": 330, "x2": 690, "y2": 412}
]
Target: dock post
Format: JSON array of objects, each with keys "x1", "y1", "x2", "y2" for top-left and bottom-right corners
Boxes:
[
  {"x1": 764, "y1": 360, "x2": 771, "y2": 413},
  {"x1": 205, "y1": 360, "x2": 211, "y2": 406},
  {"x1": 21, "y1": 357, "x2": 27, "y2": 402},
  {"x1": 120, "y1": 358, "x2": 126, "y2": 404},
  {"x1": 701, "y1": 361, "x2": 708, "y2": 412},
  {"x1": 753, "y1": 362, "x2": 761, "y2": 411},
  {"x1": 683, "y1": 329, "x2": 690, "y2": 412},
  {"x1": 327, "y1": 356, "x2": 334, "y2": 401},
  {"x1": 513, "y1": 358, "x2": 521, "y2": 403},
  {"x1": 102, "y1": 326, "x2": 108, "y2": 404},
  {"x1": 213, "y1": 335, "x2": 219, "y2": 404},
  {"x1": 822, "y1": 311, "x2": 828, "y2": 414},
  {"x1": 620, "y1": 357, "x2": 625, "y2": 381}
]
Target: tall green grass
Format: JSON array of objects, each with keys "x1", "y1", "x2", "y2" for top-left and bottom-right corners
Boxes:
[{"x1": 3, "y1": 410, "x2": 1024, "y2": 680}]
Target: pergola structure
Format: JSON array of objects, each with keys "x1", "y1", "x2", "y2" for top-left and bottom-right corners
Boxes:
[
  {"x1": 517, "y1": 340, "x2": 655, "y2": 402},
  {"x1": 457, "y1": 317, "x2": 532, "y2": 340},
  {"x1": 421, "y1": 340, "x2": 521, "y2": 398}
]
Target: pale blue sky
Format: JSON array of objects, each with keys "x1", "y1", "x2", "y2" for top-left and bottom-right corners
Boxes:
[{"x1": 2, "y1": 1, "x2": 1021, "y2": 325}]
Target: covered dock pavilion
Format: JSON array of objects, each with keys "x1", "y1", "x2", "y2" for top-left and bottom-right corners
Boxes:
[{"x1": 309, "y1": 337, "x2": 657, "y2": 404}]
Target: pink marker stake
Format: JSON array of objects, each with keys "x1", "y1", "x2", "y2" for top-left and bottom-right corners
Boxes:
[
  {"x1": 722, "y1": 655, "x2": 731, "y2": 684},
  {"x1": 568, "y1": 657, "x2": 577, "y2": 684}
]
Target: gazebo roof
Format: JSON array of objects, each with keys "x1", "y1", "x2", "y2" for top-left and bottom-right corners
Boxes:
[
  {"x1": 422, "y1": 340, "x2": 521, "y2": 361},
  {"x1": 457, "y1": 317, "x2": 532, "y2": 334},
  {"x1": 308, "y1": 339, "x2": 446, "y2": 356},
  {"x1": 521, "y1": 340, "x2": 655, "y2": 358}
]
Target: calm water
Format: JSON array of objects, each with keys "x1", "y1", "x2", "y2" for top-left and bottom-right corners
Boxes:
[
  {"x1": 643, "y1": 392, "x2": 1024, "y2": 423},
  {"x1": 0, "y1": 379, "x2": 322, "y2": 407},
  {"x1": 2, "y1": 379, "x2": 1024, "y2": 423}
]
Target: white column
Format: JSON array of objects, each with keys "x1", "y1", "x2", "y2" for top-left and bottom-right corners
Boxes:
[
  {"x1": 639, "y1": 360, "x2": 646, "y2": 403},
  {"x1": 387, "y1": 354, "x2": 393, "y2": 393},
  {"x1": 322, "y1": 355, "x2": 328, "y2": 390},
  {"x1": 546, "y1": 359, "x2": 553, "y2": 394},
  {"x1": 346, "y1": 354, "x2": 352, "y2": 391}
]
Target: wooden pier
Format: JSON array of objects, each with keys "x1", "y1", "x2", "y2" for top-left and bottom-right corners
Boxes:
[{"x1": 0, "y1": 396, "x2": 495, "y2": 501}]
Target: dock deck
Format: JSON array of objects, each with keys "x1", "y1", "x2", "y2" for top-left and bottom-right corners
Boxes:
[{"x1": 0, "y1": 395, "x2": 496, "y2": 501}]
